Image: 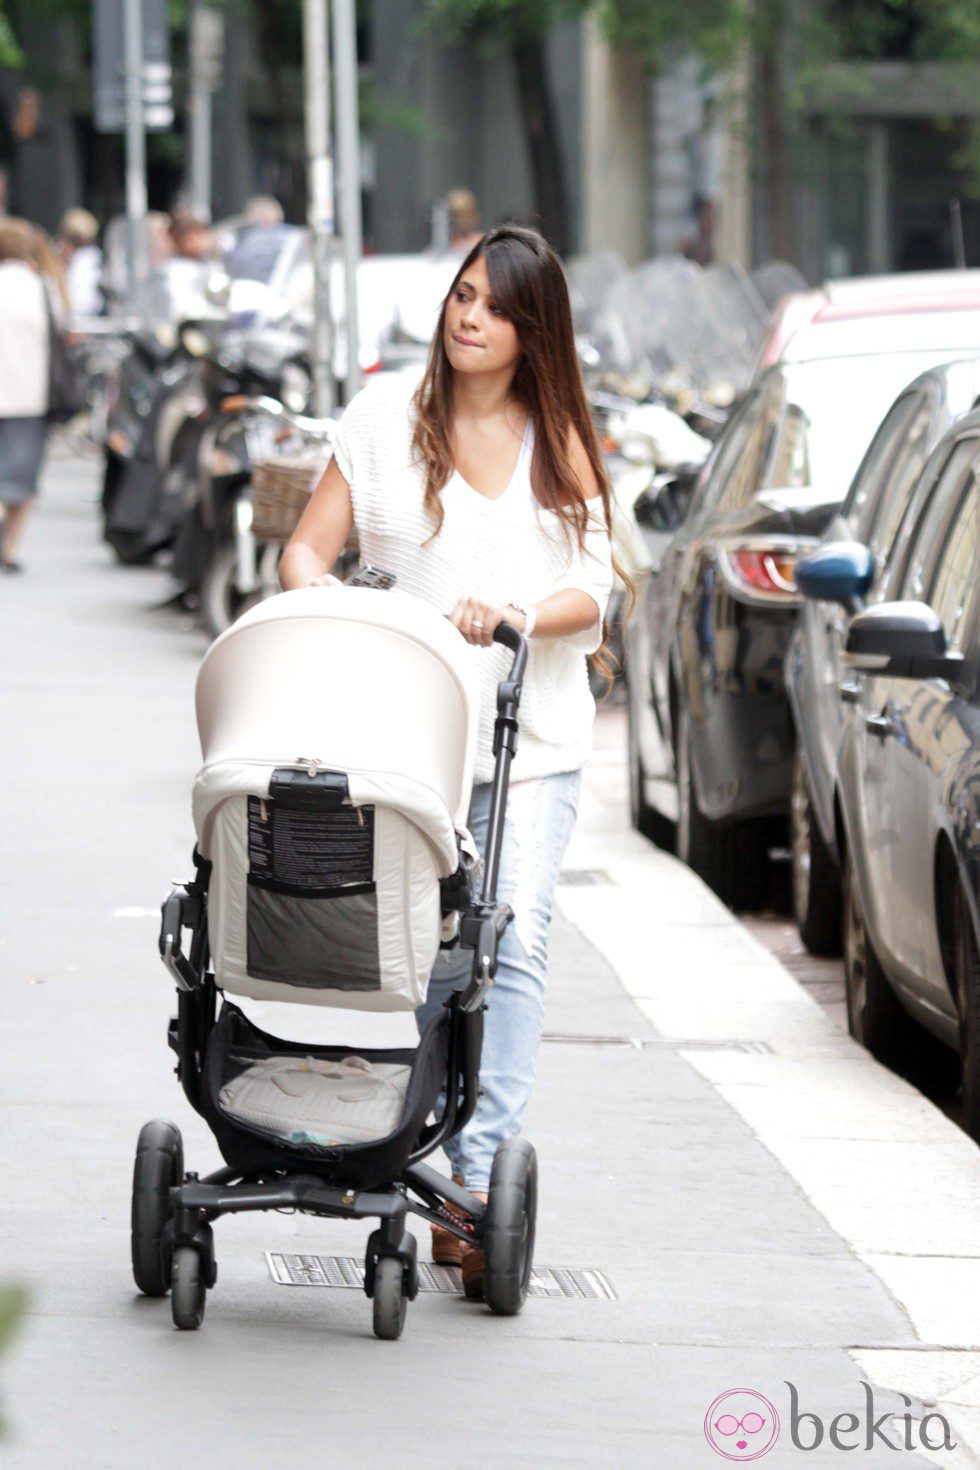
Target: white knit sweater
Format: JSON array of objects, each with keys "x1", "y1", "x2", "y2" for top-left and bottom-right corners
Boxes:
[{"x1": 332, "y1": 378, "x2": 614, "y2": 784}]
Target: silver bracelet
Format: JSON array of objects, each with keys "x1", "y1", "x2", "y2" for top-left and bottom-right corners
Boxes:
[{"x1": 510, "y1": 602, "x2": 537, "y2": 639}]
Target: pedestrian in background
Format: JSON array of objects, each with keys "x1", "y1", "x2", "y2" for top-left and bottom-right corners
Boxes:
[
  {"x1": 0, "y1": 217, "x2": 62, "y2": 572},
  {"x1": 446, "y1": 186, "x2": 483, "y2": 254},
  {"x1": 57, "y1": 207, "x2": 104, "y2": 318}
]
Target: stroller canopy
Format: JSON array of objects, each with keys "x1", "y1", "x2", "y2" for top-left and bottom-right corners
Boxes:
[{"x1": 193, "y1": 587, "x2": 479, "y2": 868}]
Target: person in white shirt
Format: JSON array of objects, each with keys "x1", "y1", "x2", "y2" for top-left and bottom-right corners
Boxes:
[
  {"x1": 0, "y1": 217, "x2": 54, "y2": 572},
  {"x1": 57, "y1": 208, "x2": 104, "y2": 318},
  {"x1": 280, "y1": 225, "x2": 620, "y2": 1297}
]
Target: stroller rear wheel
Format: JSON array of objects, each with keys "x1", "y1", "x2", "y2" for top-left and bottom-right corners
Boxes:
[
  {"x1": 131, "y1": 1120, "x2": 183, "y2": 1297},
  {"x1": 171, "y1": 1246, "x2": 207, "y2": 1330},
  {"x1": 372, "y1": 1256, "x2": 408, "y2": 1341},
  {"x1": 482, "y1": 1136, "x2": 537, "y2": 1316}
]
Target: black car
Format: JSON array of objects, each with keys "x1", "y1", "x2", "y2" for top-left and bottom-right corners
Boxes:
[
  {"x1": 624, "y1": 342, "x2": 957, "y2": 908},
  {"x1": 787, "y1": 358, "x2": 980, "y2": 955},
  {"x1": 795, "y1": 409, "x2": 980, "y2": 1138}
]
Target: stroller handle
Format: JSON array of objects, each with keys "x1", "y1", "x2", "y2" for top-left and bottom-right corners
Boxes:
[{"x1": 492, "y1": 618, "x2": 528, "y2": 683}]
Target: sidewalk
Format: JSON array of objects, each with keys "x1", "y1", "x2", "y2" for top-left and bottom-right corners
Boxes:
[{"x1": 1, "y1": 456, "x2": 977, "y2": 1468}]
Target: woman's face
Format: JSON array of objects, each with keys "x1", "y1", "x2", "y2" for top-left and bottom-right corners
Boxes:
[{"x1": 443, "y1": 254, "x2": 521, "y2": 379}]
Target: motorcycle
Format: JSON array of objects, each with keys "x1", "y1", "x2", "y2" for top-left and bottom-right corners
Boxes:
[
  {"x1": 100, "y1": 321, "x2": 211, "y2": 565},
  {"x1": 167, "y1": 330, "x2": 316, "y2": 636}
]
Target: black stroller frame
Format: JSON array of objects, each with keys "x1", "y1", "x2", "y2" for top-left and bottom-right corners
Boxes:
[{"x1": 137, "y1": 622, "x2": 532, "y2": 1338}]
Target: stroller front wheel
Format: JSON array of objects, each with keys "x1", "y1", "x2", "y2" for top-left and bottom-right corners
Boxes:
[
  {"x1": 131, "y1": 1119, "x2": 183, "y2": 1297},
  {"x1": 482, "y1": 1136, "x2": 537, "y2": 1316},
  {"x1": 171, "y1": 1246, "x2": 207, "y2": 1330},
  {"x1": 372, "y1": 1256, "x2": 408, "y2": 1341}
]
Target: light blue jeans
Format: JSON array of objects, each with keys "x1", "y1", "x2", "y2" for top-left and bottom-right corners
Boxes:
[{"x1": 415, "y1": 768, "x2": 582, "y2": 1190}]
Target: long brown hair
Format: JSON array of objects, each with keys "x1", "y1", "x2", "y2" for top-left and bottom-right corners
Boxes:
[
  {"x1": 411, "y1": 224, "x2": 629, "y2": 682},
  {"x1": 0, "y1": 217, "x2": 68, "y2": 306}
]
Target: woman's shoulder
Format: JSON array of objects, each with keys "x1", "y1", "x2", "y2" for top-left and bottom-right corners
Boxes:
[
  {"x1": 338, "y1": 370, "x2": 421, "y2": 441},
  {"x1": 0, "y1": 261, "x2": 46, "y2": 317},
  {"x1": 0, "y1": 259, "x2": 39, "y2": 290}
]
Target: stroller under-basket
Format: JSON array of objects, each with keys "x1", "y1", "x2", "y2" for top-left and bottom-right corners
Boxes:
[{"x1": 132, "y1": 586, "x2": 534, "y2": 1339}]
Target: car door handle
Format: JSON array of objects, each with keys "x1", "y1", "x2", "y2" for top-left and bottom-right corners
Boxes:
[
  {"x1": 839, "y1": 680, "x2": 861, "y2": 704},
  {"x1": 864, "y1": 713, "x2": 893, "y2": 740}
]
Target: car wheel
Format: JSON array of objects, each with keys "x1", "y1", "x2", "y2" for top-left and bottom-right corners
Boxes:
[
  {"x1": 954, "y1": 884, "x2": 980, "y2": 1143},
  {"x1": 675, "y1": 703, "x2": 769, "y2": 911},
  {"x1": 627, "y1": 680, "x2": 675, "y2": 851},
  {"x1": 843, "y1": 847, "x2": 917, "y2": 1070},
  {"x1": 790, "y1": 745, "x2": 842, "y2": 957}
]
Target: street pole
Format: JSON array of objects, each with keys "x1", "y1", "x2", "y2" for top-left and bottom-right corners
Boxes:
[
  {"x1": 123, "y1": 0, "x2": 148, "y2": 300},
  {"x1": 188, "y1": 0, "x2": 212, "y2": 219},
  {"x1": 332, "y1": 0, "x2": 362, "y2": 403},
  {"x1": 302, "y1": 0, "x2": 335, "y2": 417}
]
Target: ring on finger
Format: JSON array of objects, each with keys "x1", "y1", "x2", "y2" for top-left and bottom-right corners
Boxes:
[{"x1": 472, "y1": 619, "x2": 484, "y2": 629}]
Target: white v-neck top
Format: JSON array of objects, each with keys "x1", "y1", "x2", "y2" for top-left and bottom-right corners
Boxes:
[{"x1": 332, "y1": 377, "x2": 614, "y2": 784}]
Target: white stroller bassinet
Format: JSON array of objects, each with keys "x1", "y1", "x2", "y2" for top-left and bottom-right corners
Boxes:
[{"x1": 193, "y1": 586, "x2": 479, "y2": 1012}]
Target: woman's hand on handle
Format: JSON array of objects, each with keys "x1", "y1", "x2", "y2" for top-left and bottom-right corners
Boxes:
[
  {"x1": 449, "y1": 588, "x2": 599, "y2": 646},
  {"x1": 450, "y1": 597, "x2": 526, "y2": 647}
]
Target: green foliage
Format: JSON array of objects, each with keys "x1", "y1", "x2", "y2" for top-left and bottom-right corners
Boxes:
[
  {"x1": 598, "y1": 0, "x2": 746, "y2": 69},
  {"x1": 598, "y1": 0, "x2": 980, "y2": 69},
  {"x1": 0, "y1": 1284, "x2": 30, "y2": 1439},
  {"x1": 0, "y1": 6, "x2": 23, "y2": 66},
  {"x1": 419, "y1": 0, "x2": 590, "y2": 48},
  {"x1": 913, "y1": 0, "x2": 980, "y2": 59}
]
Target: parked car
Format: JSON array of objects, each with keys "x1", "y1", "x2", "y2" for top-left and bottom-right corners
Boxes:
[
  {"x1": 795, "y1": 409, "x2": 980, "y2": 1138},
  {"x1": 787, "y1": 356, "x2": 980, "y2": 954},
  {"x1": 625, "y1": 291, "x2": 980, "y2": 909},
  {"x1": 755, "y1": 268, "x2": 980, "y2": 372}
]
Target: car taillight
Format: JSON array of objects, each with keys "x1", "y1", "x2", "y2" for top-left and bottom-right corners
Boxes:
[{"x1": 718, "y1": 539, "x2": 815, "y2": 604}]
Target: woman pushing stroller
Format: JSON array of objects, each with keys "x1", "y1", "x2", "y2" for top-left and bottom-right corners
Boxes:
[{"x1": 280, "y1": 225, "x2": 616, "y2": 1299}]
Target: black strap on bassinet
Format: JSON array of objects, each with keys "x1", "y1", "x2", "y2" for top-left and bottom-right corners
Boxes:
[{"x1": 268, "y1": 768, "x2": 349, "y2": 810}]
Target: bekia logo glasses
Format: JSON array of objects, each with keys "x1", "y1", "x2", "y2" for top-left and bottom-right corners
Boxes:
[{"x1": 704, "y1": 1389, "x2": 780, "y2": 1461}]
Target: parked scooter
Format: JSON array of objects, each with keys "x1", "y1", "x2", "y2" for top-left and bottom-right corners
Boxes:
[
  {"x1": 168, "y1": 335, "x2": 316, "y2": 636},
  {"x1": 101, "y1": 321, "x2": 212, "y2": 565}
]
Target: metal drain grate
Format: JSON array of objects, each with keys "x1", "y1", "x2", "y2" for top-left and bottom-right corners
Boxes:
[
  {"x1": 557, "y1": 868, "x2": 614, "y2": 886},
  {"x1": 541, "y1": 1032, "x2": 648, "y2": 1049},
  {"x1": 673, "y1": 1039, "x2": 774, "y2": 1055},
  {"x1": 266, "y1": 1254, "x2": 616, "y2": 1299}
]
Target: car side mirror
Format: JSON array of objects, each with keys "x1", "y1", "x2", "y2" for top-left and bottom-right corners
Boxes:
[
  {"x1": 633, "y1": 466, "x2": 698, "y2": 534},
  {"x1": 844, "y1": 601, "x2": 968, "y2": 687},
  {"x1": 795, "y1": 541, "x2": 874, "y2": 610}
]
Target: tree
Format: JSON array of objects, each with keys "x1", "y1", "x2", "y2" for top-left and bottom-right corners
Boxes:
[
  {"x1": 420, "y1": 0, "x2": 590, "y2": 254},
  {"x1": 599, "y1": 0, "x2": 980, "y2": 258}
]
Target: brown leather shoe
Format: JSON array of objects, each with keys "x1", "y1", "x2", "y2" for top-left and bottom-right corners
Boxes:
[
  {"x1": 460, "y1": 1244, "x2": 484, "y2": 1300},
  {"x1": 431, "y1": 1176, "x2": 469, "y2": 1266}
]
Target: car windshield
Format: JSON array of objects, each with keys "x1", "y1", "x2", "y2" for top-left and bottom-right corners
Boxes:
[{"x1": 763, "y1": 349, "x2": 960, "y2": 496}]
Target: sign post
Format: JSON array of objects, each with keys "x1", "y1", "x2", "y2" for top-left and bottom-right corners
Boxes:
[
  {"x1": 94, "y1": 0, "x2": 172, "y2": 301},
  {"x1": 302, "y1": 0, "x2": 335, "y2": 417},
  {"x1": 332, "y1": 0, "x2": 362, "y2": 403},
  {"x1": 123, "y1": 0, "x2": 148, "y2": 297},
  {"x1": 188, "y1": 0, "x2": 223, "y2": 220}
]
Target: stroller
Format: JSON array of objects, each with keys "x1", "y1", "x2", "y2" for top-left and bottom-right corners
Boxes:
[{"x1": 132, "y1": 586, "x2": 534, "y2": 1339}]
